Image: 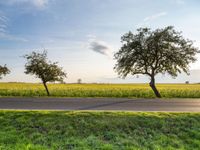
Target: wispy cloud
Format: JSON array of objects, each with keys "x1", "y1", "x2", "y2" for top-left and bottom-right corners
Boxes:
[
  {"x1": 2, "y1": 0, "x2": 49, "y2": 9},
  {"x1": 143, "y1": 12, "x2": 167, "y2": 22},
  {"x1": 88, "y1": 36, "x2": 113, "y2": 58},
  {"x1": 0, "y1": 13, "x2": 9, "y2": 34},
  {"x1": 0, "y1": 33, "x2": 28, "y2": 42},
  {"x1": 32, "y1": 0, "x2": 49, "y2": 8},
  {"x1": 0, "y1": 13, "x2": 27, "y2": 42},
  {"x1": 136, "y1": 11, "x2": 167, "y2": 27},
  {"x1": 174, "y1": 0, "x2": 185, "y2": 5}
]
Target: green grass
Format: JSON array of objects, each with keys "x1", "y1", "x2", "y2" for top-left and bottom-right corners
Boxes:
[
  {"x1": 0, "y1": 111, "x2": 199, "y2": 150},
  {"x1": 0, "y1": 82, "x2": 200, "y2": 98}
]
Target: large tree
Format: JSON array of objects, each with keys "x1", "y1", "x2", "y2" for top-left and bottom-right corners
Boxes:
[
  {"x1": 0, "y1": 65, "x2": 10, "y2": 79},
  {"x1": 114, "y1": 26, "x2": 199, "y2": 98},
  {"x1": 24, "y1": 51, "x2": 67, "y2": 96}
]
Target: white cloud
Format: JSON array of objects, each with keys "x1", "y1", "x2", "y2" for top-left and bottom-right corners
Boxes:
[
  {"x1": 0, "y1": 33, "x2": 28, "y2": 42},
  {"x1": 136, "y1": 11, "x2": 168, "y2": 27},
  {"x1": 174, "y1": 0, "x2": 185, "y2": 5},
  {"x1": 86, "y1": 34, "x2": 97, "y2": 39},
  {"x1": 32, "y1": 0, "x2": 48, "y2": 8},
  {"x1": 143, "y1": 12, "x2": 167, "y2": 22},
  {"x1": 88, "y1": 37, "x2": 114, "y2": 58},
  {"x1": 2, "y1": 0, "x2": 49, "y2": 9}
]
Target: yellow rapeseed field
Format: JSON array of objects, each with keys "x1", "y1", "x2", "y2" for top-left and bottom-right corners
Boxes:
[{"x1": 0, "y1": 83, "x2": 200, "y2": 98}]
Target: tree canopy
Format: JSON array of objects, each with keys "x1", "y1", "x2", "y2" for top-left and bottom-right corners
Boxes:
[
  {"x1": 0, "y1": 65, "x2": 10, "y2": 79},
  {"x1": 24, "y1": 51, "x2": 67, "y2": 96},
  {"x1": 114, "y1": 26, "x2": 199, "y2": 97}
]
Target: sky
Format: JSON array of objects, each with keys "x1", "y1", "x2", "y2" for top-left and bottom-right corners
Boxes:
[{"x1": 0, "y1": 0, "x2": 200, "y2": 83}]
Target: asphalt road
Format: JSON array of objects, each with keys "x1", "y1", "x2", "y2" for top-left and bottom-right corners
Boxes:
[{"x1": 0, "y1": 98, "x2": 200, "y2": 112}]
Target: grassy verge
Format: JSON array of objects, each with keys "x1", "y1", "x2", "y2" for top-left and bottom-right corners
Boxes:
[
  {"x1": 0, "y1": 111, "x2": 199, "y2": 149},
  {"x1": 1, "y1": 83, "x2": 200, "y2": 98}
]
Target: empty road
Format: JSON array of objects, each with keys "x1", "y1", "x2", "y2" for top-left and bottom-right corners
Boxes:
[{"x1": 0, "y1": 98, "x2": 200, "y2": 112}]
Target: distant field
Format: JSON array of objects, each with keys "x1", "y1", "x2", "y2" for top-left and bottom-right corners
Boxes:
[
  {"x1": 0, "y1": 111, "x2": 199, "y2": 149},
  {"x1": 0, "y1": 83, "x2": 200, "y2": 98}
]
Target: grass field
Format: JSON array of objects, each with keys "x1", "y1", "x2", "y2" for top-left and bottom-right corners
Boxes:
[
  {"x1": 0, "y1": 111, "x2": 199, "y2": 150},
  {"x1": 0, "y1": 82, "x2": 200, "y2": 98}
]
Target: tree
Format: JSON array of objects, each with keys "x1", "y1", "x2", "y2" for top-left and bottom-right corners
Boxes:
[
  {"x1": 0, "y1": 65, "x2": 10, "y2": 79},
  {"x1": 77, "y1": 78, "x2": 82, "y2": 84},
  {"x1": 24, "y1": 51, "x2": 67, "y2": 96},
  {"x1": 185, "y1": 81, "x2": 189, "y2": 84},
  {"x1": 114, "y1": 26, "x2": 199, "y2": 98}
]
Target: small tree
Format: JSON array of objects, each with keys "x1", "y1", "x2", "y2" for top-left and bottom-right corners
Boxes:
[
  {"x1": 185, "y1": 81, "x2": 189, "y2": 84},
  {"x1": 24, "y1": 51, "x2": 67, "y2": 96},
  {"x1": 114, "y1": 26, "x2": 198, "y2": 98},
  {"x1": 77, "y1": 78, "x2": 82, "y2": 84},
  {"x1": 0, "y1": 65, "x2": 10, "y2": 79}
]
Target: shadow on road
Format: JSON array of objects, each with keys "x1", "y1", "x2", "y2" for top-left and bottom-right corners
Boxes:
[{"x1": 78, "y1": 100, "x2": 133, "y2": 110}]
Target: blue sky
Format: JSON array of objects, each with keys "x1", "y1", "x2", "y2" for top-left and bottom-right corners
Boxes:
[{"x1": 0, "y1": 0, "x2": 200, "y2": 83}]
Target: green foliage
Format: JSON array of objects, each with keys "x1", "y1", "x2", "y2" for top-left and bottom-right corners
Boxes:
[
  {"x1": 24, "y1": 51, "x2": 66, "y2": 83},
  {"x1": 0, "y1": 111, "x2": 199, "y2": 149},
  {"x1": 1, "y1": 83, "x2": 200, "y2": 98},
  {"x1": 0, "y1": 65, "x2": 10, "y2": 79},
  {"x1": 114, "y1": 26, "x2": 198, "y2": 78},
  {"x1": 114, "y1": 26, "x2": 199, "y2": 97},
  {"x1": 24, "y1": 51, "x2": 67, "y2": 96}
]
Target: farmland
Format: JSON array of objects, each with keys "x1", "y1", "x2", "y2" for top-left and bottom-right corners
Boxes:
[{"x1": 0, "y1": 83, "x2": 200, "y2": 98}]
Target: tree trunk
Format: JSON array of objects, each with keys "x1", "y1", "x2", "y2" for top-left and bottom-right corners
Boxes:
[
  {"x1": 43, "y1": 82, "x2": 50, "y2": 96},
  {"x1": 149, "y1": 76, "x2": 161, "y2": 98}
]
